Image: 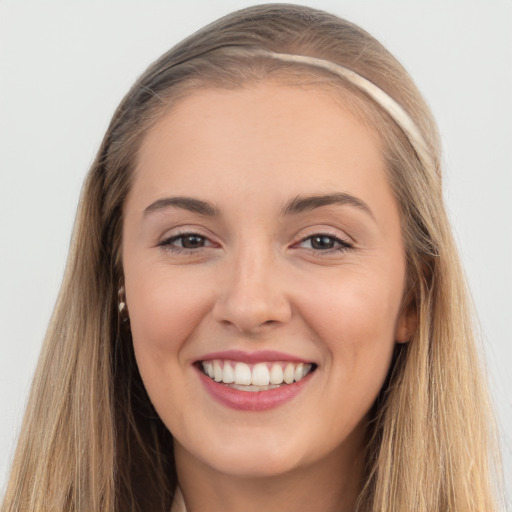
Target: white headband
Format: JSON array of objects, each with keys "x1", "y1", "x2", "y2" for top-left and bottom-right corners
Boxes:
[{"x1": 215, "y1": 47, "x2": 434, "y2": 172}]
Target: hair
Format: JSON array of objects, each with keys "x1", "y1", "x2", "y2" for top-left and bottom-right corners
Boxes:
[{"x1": 2, "y1": 4, "x2": 502, "y2": 511}]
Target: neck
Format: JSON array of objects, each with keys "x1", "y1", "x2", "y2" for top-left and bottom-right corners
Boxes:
[{"x1": 174, "y1": 432, "x2": 365, "y2": 512}]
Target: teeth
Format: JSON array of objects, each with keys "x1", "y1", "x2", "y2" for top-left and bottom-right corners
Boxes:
[
  {"x1": 223, "y1": 362, "x2": 234, "y2": 383},
  {"x1": 283, "y1": 363, "x2": 295, "y2": 384},
  {"x1": 204, "y1": 361, "x2": 214, "y2": 379},
  {"x1": 269, "y1": 364, "x2": 284, "y2": 385},
  {"x1": 294, "y1": 363, "x2": 304, "y2": 382},
  {"x1": 252, "y1": 363, "x2": 270, "y2": 386},
  {"x1": 201, "y1": 360, "x2": 313, "y2": 388},
  {"x1": 234, "y1": 362, "x2": 252, "y2": 385},
  {"x1": 230, "y1": 384, "x2": 281, "y2": 392},
  {"x1": 213, "y1": 360, "x2": 223, "y2": 382}
]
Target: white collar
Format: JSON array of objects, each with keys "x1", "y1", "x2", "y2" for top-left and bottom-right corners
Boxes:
[{"x1": 170, "y1": 486, "x2": 187, "y2": 512}]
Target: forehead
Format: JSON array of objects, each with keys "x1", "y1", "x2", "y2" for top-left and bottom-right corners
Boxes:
[{"x1": 131, "y1": 83, "x2": 388, "y2": 202}]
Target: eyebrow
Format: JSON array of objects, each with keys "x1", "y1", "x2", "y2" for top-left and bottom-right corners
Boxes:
[
  {"x1": 144, "y1": 196, "x2": 219, "y2": 217},
  {"x1": 282, "y1": 193, "x2": 375, "y2": 220},
  {"x1": 143, "y1": 192, "x2": 374, "y2": 220}
]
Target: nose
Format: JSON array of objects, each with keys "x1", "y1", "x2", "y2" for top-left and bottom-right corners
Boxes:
[{"x1": 212, "y1": 246, "x2": 292, "y2": 334}]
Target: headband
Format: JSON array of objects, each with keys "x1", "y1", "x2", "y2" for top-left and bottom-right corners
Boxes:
[{"x1": 212, "y1": 47, "x2": 434, "y2": 172}]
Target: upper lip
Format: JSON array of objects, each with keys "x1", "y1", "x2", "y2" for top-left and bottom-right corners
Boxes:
[{"x1": 196, "y1": 350, "x2": 313, "y2": 364}]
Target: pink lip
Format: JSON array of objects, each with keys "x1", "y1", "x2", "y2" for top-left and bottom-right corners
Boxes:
[
  {"x1": 195, "y1": 366, "x2": 315, "y2": 412},
  {"x1": 197, "y1": 350, "x2": 310, "y2": 364}
]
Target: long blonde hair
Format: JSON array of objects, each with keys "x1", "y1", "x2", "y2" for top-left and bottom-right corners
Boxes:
[{"x1": 2, "y1": 4, "x2": 502, "y2": 511}]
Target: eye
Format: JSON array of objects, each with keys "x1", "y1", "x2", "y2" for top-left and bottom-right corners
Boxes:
[
  {"x1": 297, "y1": 233, "x2": 353, "y2": 252},
  {"x1": 158, "y1": 232, "x2": 214, "y2": 252}
]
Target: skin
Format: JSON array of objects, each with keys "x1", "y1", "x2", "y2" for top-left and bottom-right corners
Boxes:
[{"x1": 122, "y1": 83, "x2": 416, "y2": 512}]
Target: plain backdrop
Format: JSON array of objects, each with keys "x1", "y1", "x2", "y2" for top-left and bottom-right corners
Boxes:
[{"x1": 1, "y1": 0, "x2": 511, "y2": 505}]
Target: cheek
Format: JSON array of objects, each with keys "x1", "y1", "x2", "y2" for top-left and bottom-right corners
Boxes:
[
  {"x1": 123, "y1": 267, "x2": 217, "y2": 435},
  {"x1": 298, "y1": 265, "x2": 403, "y2": 392},
  {"x1": 303, "y1": 267, "x2": 403, "y2": 341},
  {"x1": 125, "y1": 268, "x2": 212, "y2": 371}
]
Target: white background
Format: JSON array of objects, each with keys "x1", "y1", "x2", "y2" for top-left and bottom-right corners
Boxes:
[{"x1": 1, "y1": 0, "x2": 511, "y2": 506}]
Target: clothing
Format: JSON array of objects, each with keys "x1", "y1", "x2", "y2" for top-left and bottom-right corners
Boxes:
[{"x1": 170, "y1": 487, "x2": 186, "y2": 512}]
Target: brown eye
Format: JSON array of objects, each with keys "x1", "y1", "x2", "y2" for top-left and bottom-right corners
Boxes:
[
  {"x1": 310, "y1": 235, "x2": 337, "y2": 250},
  {"x1": 159, "y1": 232, "x2": 213, "y2": 252},
  {"x1": 296, "y1": 233, "x2": 353, "y2": 253},
  {"x1": 180, "y1": 235, "x2": 206, "y2": 248}
]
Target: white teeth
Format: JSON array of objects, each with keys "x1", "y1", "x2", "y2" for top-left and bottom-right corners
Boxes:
[
  {"x1": 251, "y1": 363, "x2": 270, "y2": 386},
  {"x1": 234, "y1": 362, "x2": 252, "y2": 385},
  {"x1": 201, "y1": 360, "x2": 314, "y2": 388},
  {"x1": 223, "y1": 362, "x2": 235, "y2": 383},
  {"x1": 269, "y1": 364, "x2": 284, "y2": 385},
  {"x1": 204, "y1": 361, "x2": 214, "y2": 379},
  {"x1": 230, "y1": 384, "x2": 281, "y2": 392},
  {"x1": 283, "y1": 363, "x2": 295, "y2": 384},
  {"x1": 294, "y1": 363, "x2": 304, "y2": 382},
  {"x1": 213, "y1": 360, "x2": 223, "y2": 382}
]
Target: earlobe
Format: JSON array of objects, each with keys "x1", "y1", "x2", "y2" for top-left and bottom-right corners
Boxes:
[{"x1": 118, "y1": 285, "x2": 130, "y2": 324}]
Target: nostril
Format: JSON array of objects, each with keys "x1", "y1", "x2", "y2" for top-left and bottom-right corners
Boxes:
[{"x1": 211, "y1": 276, "x2": 293, "y2": 332}]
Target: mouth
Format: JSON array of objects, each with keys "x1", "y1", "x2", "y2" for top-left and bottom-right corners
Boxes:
[
  {"x1": 194, "y1": 350, "x2": 318, "y2": 411},
  {"x1": 198, "y1": 359, "x2": 316, "y2": 392},
  {"x1": 197, "y1": 359, "x2": 317, "y2": 392}
]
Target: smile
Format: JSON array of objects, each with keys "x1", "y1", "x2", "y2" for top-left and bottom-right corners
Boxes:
[
  {"x1": 201, "y1": 360, "x2": 315, "y2": 391},
  {"x1": 196, "y1": 354, "x2": 317, "y2": 411}
]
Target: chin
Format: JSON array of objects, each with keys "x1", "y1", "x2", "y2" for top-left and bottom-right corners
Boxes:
[
  {"x1": 174, "y1": 422, "x2": 310, "y2": 479},
  {"x1": 201, "y1": 443, "x2": 306, "y2": 479}
]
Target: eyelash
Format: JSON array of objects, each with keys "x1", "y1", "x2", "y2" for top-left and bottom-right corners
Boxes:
[
  {"x1": 158, "y1": 231, "x2": 354, "y2": 255},
  {"x1": 158, "y1": 231, "x2": 213, "y2": 254},
  {"x1": 295, "y1": 233, "x2": 354, "y2": 253}
]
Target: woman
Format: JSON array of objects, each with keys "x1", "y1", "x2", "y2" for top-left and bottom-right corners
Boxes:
[{"x1": 1, "y1": 4, "x2": 502, "y2": 511}]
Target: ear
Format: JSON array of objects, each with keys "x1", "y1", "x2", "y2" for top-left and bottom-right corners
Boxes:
[
  {"x1": 118, "y1": 284, "x2": 130, "y2": 324},
  {"x1": 395, "y1": 291, "x2": 418, "y2": 344}
]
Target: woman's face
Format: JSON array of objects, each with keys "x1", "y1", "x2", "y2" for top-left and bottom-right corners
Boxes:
[{"x1": 122, "y1": 83, "x2": 414, "y2": 478}]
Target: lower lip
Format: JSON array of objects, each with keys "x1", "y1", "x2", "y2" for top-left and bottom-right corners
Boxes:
[{"x1": 197, "y1": 368, "x2": 314, "y2": 411}]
